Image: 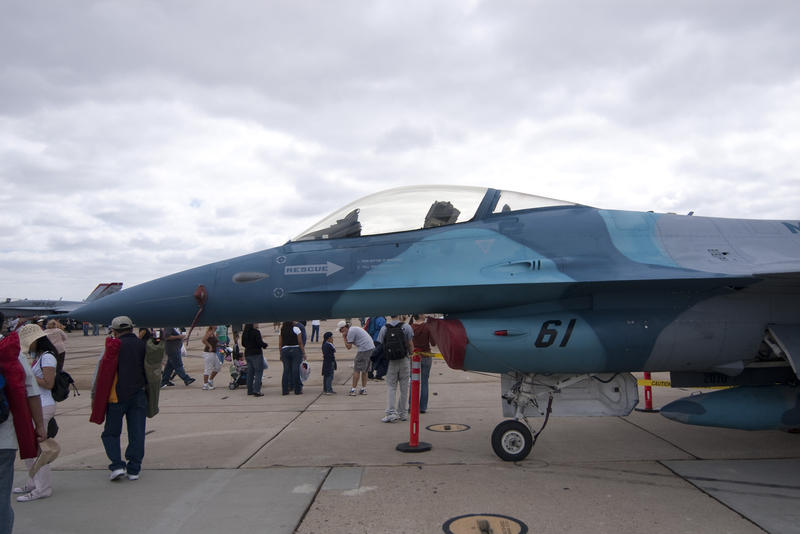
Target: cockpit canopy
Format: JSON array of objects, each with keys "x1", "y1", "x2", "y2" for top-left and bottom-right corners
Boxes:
[{"x1": 292, "y1": 185, "x2": 575, "y2": 241}]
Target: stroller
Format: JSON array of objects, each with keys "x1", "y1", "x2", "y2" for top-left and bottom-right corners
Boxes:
[{"x1": 228, "y1": 359, "x2": 248, "y2": 390}]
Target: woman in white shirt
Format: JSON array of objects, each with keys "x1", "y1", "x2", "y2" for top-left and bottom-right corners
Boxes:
[{"x1": 14, "y1": 331, "x2": 58, "y2": 502}]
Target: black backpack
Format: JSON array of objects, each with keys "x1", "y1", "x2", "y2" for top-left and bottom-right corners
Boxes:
[
  {"x1": 36, "y1": 355, "x2": 78, "y2": 402},
  {"x1": 383, "y1": 323, "x2": 408, "y2": 360},
  {"x1": 51, "y1": 370, "x2": 78, "y2": 402},
  {"x1": 0, "y1": 372, "x2": 9, "y2": 424}
]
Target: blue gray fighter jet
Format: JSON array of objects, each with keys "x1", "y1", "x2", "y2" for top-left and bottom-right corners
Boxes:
[
  {"x1": 1, "y1": 282, "x2": 122, "y2": 317},
  {"x1": 70, "y1": 186, "x2": 800, "y2": 461}
]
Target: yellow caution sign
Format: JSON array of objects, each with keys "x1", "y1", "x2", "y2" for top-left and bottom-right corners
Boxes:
[{"x1": 637, "y1": 379, "x2": 672, "y2": 387}]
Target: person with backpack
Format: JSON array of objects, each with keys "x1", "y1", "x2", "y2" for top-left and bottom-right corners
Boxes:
[
  {"x1": 13, "y1": 324, "x2": 58, "y2": 501},
  {"x1": 376, "y1": 315, "x2": 414, "y2": 423}
]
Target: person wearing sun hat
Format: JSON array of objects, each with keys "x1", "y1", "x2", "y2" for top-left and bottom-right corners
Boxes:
[{"x1": 13, "y1": 324, "x2": 60, "y2": 502}]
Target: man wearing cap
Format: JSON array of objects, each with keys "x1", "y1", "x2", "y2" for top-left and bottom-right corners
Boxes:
[
  {"x1": 338, "y1": 321, "x2": 374, "y2": 396},
  {"x1": 98, "y1": 316, "x2": 148, "y2": 481}
]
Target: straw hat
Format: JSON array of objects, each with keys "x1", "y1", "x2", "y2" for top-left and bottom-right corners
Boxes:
[{"x1": 17, "y1": 324, "x2": 46, "y2": 352}]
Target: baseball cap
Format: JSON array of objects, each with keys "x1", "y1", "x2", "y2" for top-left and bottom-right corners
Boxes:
[
  {"x1": 111, "y1": 316, "x2": 135, "y2": 330},
  {"x1": 336, "y1": 320, "x2": 347, "y2": 330}
]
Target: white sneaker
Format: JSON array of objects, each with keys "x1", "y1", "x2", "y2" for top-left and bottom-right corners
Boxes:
[
  {"x1": 208, "y1": 380, "x2": 214, "y2": 390},
  {"x1": 16, "y1": 488, "x2": 51, "y2": 502},
  {"x1": 359, "y1": 388, "x2": 367, "y2": 395},
  {"x1": 202, "y1": 383, "x2": 210, "y2": 390},
  {"x1": 349, "y1": 388, "x2": 357, "y2": 396},
  {"x1": 381, "y1": 413, "x2": 399, "y2": 423},
  {"x1": 127, "y1": 473, "x2": 140, "y2": 481},
  {"x1": 13, "y1": 483, "x2": 35, "y2": 494},
  {"x1": 109, "y1": 468, "x2": 126, "y2": 481},
  {"x1": 399, "y1": 414, "x2": 408, "y2": 421}
]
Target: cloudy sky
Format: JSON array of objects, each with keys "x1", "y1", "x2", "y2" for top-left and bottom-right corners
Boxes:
[{"x1": 2, "y1": 1, "x2": 799, "y2": 300}]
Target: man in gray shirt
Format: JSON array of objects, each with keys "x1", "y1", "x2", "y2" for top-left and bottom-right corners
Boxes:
[
  {"x1": 160, "y1": 328, "x2": 195, "y2": 387},
  {"x1": 338, "y1": 321, "x2": 374, "y2": 396}
]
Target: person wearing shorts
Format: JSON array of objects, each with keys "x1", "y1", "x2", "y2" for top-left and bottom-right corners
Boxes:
[
  {"x1": 338, "y1": 321, "x2": 374, "y2": 396},
  {"x1": 201, "y1": 326, "x2": 221, "y2": 390}
]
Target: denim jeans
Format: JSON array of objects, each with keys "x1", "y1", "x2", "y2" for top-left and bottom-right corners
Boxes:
[
  {"x1": 323, "y1": 373, "x2": 333, "y2": 393},
  {"x1": 386, "y1": 358, "x2": 410, "y2": 417},
  {"x1": 0, "y1": 448, "x2": 15, "y2": 534},
  {"x1": 311, "y1": 325, "x2": 320, "y2": 343},
  {"x1": 245, "y1": 355, "x2": 265, "y2": 394},
  {"x1": 101, "y1": 388, "x2": 147, "y2": 475},
  {"x1": 281, "y1": 347, "x2": 303, "y2": 394},
  {"x1": 161, "y1": 350, "x2": 190, "y2": 384},
  {"x1": 419, "y1": 356, "x2": 433, "y2": 412}
]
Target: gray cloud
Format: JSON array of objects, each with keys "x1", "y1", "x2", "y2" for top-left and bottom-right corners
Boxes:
[{"x1": 1, "y1": 0, "x2": 799, "y2": 299}]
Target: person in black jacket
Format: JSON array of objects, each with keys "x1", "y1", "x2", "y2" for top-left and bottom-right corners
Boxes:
[
  {"x1": 321, "y1": 332, "x2": 336, "y2": 394},
  {"x1": 241, "y1": 324, "x2": 267, "y2": 397},
  {"x1": 103, "y1": 316, "x2": 147, "y2": 481}
]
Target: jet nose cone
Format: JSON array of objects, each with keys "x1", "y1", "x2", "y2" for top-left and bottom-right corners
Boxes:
[{"x1": 69, "y1": 280, "x2": 197, "y2": 327}]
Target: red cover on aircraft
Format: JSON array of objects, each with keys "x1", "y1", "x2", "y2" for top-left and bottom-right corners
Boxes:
[
  {"x1": 90, "y1": 337, "x2": 120, "y2": 425},
  {"x1": 428, "y1": 318, "x2": 467, "y2": 370},
  {"x1": 0, "y1": 333, "x2": 38, "y2": 459}
]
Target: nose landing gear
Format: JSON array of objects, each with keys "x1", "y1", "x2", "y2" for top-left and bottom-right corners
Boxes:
[{"x1": 491, "y1": 420, "x2": 533, "y2": 462}]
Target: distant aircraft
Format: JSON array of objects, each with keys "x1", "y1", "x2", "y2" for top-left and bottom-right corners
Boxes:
[
  {"x1": 0, "y1": 283, "x2": 123, "y2": 318},
  {"x1": 69, "y1": 186, "x2": 800, "y2": 460}
]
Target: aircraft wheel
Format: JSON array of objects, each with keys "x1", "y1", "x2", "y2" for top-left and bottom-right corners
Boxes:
[{"x1": 491, "y1": 420, "x2": 533, "y2": 462}]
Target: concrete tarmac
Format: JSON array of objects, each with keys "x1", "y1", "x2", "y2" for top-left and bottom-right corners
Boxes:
[{"x1": 10, "y1": 323, "x2": 800, "y2": 533}]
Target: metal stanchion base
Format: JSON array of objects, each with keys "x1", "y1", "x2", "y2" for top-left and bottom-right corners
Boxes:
[
  {"x1": 634, "y1": 408, "x2": 660, "y2": 413},
  {"x1": 396, "y1": 441, "x2": 432, "y2": 453}
]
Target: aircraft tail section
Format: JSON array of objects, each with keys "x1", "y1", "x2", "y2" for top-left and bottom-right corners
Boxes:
[{"x1": 85, "y1": 283, "x2": 123, "y2": 302}]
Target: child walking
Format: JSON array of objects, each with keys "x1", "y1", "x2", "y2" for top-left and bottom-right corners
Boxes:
[{"x1": 322, "y1": 331, "x2": 337, "y2": 394}]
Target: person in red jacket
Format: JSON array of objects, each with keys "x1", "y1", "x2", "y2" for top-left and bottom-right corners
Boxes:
[
  {"x1": 410, "y1": 314, "x2": 437, "y2": 414},
  {"x1": 91, "y1": 316, "x2": 147, "y2": 482},
  {"x1": 0, "y1": 314, "x2": 46, "y2": 533}
]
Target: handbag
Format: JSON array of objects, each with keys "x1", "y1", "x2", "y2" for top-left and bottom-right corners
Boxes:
[{"x1": 47, "y1": 417, "x2": 58, "y2": 438}]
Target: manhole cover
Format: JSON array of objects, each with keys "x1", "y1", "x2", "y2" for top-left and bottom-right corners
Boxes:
[
  {"x1": 443, "y1": 513, "x2": 527, "y2": 534},
  {"x1": 427, "y1": 423, "x2": 470, "y2": 432}
]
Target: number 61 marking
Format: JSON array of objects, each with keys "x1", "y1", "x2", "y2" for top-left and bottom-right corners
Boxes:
[{"x1": 534, "y1": 319, "x2": 577, "y2": 348}]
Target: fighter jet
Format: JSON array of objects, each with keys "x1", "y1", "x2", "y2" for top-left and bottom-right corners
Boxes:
[
  {"x1": 69, "y1": 186, "x2": 800, "y2": 461},
  {"x1": 0, "y1": 282, "x2": 123, "y2": 317}
]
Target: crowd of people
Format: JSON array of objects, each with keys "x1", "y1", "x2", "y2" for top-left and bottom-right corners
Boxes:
[{"x1": 0, "y1": 312, "x2": 437, "y2": 533}]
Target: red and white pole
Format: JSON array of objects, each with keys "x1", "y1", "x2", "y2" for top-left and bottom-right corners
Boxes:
[
  {"x1": 396, "y1": 351, "x2": 432, "y2": 453},
  {"x1": 409, "y1": 351, "x2": 421, "y2": 446},
  {"x1": 635, "y1": 371, "x2": 659, "y2": 413}
]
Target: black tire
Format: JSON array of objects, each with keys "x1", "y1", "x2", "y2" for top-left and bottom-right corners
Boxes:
[{"x1": 491, "y1": 420, "x2": 533, "y2": 462}]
